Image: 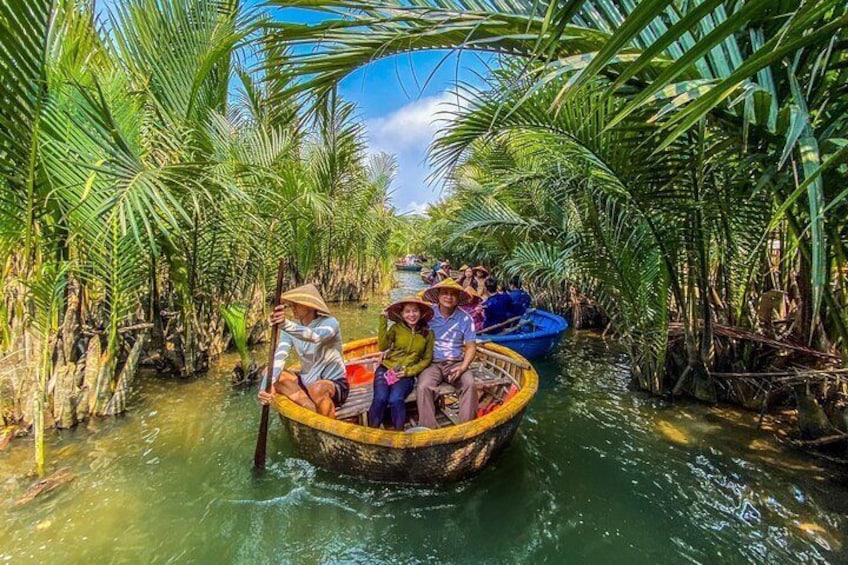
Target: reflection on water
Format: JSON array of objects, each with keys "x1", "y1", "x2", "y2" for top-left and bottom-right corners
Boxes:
[{"x1": 2, "y1": 271, "x2": 847, "y2": 563}]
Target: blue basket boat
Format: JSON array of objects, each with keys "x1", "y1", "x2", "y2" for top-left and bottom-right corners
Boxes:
[{"x1": 477, "y1": 309, "x2": 569, "y2": 360}]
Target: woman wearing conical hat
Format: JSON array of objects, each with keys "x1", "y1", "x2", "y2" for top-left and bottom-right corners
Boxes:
[
  {"x1": 457, "y1": 265, "x2": 476, "y2": 291},
  {"x1": 472, "y1": 266, "x2": 490, "y2": 300},
  {"x1": 367, "y1": 296, "x2": 434, "y2": 430},
  {"x1": 258, "y1": 283, "x2": 348, "y2": 418},
  {"x1": 460, "y1": 286, "x2": 485, "y2": 331}
]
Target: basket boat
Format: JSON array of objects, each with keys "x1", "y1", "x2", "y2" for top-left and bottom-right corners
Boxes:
[
  {"x1": 477, "y1": 309, "x2": 569, "y2": 360},
  {"x1": 271, "y1": 338, "x2": 538, "y2": 483}
]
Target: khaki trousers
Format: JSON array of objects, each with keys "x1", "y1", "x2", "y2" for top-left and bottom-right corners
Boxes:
[{"x1": 416, "y1": 360, "x2": 477, "y2": 429}]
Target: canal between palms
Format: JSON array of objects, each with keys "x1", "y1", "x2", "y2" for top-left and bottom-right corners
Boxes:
[{"x1": 2, "y1": 272, "x2": 846, "y2": 563}]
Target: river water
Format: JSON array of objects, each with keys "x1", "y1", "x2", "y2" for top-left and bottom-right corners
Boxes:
[{"x1": 2, "y1": 272, "x2": 846, "y2": 563}]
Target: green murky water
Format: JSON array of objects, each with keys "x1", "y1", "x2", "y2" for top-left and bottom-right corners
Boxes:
[{"x1": 2, "y1": 272, "x2": 846, "y2": 563}]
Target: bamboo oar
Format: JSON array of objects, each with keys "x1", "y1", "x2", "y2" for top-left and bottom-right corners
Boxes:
[
  {"x1": 478, "y1": 309, "x2": 536, "y2": 335},
  {"x1": 253, "y1": 260, "x2": 286, "y2": 471}
]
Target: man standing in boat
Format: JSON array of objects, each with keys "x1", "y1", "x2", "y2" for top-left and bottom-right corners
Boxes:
[
  {"x1": 417, "y1": 279, "x2": 478, "y2": 428},
  {"x1": 258, "y1": 283, "x2": 349, "y2": 418}
]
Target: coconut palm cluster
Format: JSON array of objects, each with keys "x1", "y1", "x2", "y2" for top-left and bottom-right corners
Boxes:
[{"x1": 0, "y1": 0, "x2": 396, "y2": 473}]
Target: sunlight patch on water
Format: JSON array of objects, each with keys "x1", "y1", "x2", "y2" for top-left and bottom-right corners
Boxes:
[{"x1": 655, "y1": 420, "x2": 691, "y2": 445}]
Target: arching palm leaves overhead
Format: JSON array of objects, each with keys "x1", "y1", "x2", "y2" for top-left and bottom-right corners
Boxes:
[
  {"x1": 266, "y1": 0, "x2": 848, "y2": 326},
  {"x1": 263, "y1": 0, "x2": 848, "y2": 394}
]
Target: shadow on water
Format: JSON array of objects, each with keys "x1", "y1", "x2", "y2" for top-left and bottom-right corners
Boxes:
[{"x1": 2, "y1": 271, "x2": 847, "y2": 563}]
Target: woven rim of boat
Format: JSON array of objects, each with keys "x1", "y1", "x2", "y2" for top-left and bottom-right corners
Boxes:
[{"x1": 271, "y1": 338, "x2": 538, "y2": 449}]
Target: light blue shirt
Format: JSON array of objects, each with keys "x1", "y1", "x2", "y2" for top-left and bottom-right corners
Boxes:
[
  {"x1": 429, "y1": 306, "x2": 476, "y2": 362},
  {"x1": 271, "y1": 316, "x2": 346, "y2": 386}
]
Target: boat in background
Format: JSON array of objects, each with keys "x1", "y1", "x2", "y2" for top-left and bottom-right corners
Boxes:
[{"x1": 477, "y1": 309, "x2": 568, "y2": 360}]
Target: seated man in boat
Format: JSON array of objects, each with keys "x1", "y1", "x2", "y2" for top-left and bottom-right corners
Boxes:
[
  {"x1": 258, "y1": 283, "x2": 349, "y2": 418},
  {"x1": 481, "y1": 278, "x2": 514, "y2": 331},
  {"x1": 417, "y1": 279, "x2": 478, "y2": 428},
  {"x1": 426, "y1": 260, "x2": 445, "y2": 284},
  {"x1": 507, "y1": 275, "x2": 532, "y2": 317}
]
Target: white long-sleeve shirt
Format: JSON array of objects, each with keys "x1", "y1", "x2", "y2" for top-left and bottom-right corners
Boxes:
[{"x1": 271, "y1": 315, "x2": 346, "y2": 386}]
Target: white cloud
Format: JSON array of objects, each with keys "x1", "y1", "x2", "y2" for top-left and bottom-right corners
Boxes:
[
  {"x1": 366, "y1": 92, "x2": 464, "y2": 212},
  {"x1": 366, "y1": 92, "x2": 457, "y2": 153},
  {"x1": 402, "y1": 200, "x2": 430, "y2": 216}
]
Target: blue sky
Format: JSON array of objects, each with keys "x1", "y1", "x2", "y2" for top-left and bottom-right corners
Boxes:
[
  {"x1": 98, "y1": 1, "x2": 493, "y2": 215},
  {"x1": 338, "y1": 53, "x2": 491, "y2": 214},
  {"x1": 270, "y1": 7, "x2": 493, "y2": 214}
]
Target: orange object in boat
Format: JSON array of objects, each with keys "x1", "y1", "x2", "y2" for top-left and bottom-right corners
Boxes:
[
  {"x1": 345, "y1": 364, "x2": 374, "y2": 385},
  {"x1": 476, "y1": 384, "x2": 520, "y2": 418},
  {"x1": 501, "y1": 384, "x2": 520, "y2": 403}
]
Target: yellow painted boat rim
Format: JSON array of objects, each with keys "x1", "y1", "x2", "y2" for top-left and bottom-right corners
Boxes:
[{"x1": 271, "y1": 338, "x2": 539, "y2": 450}]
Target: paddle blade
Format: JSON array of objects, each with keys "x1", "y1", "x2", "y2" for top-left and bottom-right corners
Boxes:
[{"x1": 253, "y1": 405, "x2": 271, "y2": 470}]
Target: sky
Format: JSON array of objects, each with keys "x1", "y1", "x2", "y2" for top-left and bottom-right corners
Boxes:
[
  {"x1": 272, "y1": 8, "x2": 493, "y2": 215},
  {"x1": 338, "y1": 54, "x2": 491, "y2": 215},
  {"x1": 97, "y1": 1, "x2": 494, "y2": 215}
]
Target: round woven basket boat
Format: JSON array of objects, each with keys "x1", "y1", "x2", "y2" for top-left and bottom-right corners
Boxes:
[{"x1": 271, "y1": 338, "x2": 539, "y2": 483}]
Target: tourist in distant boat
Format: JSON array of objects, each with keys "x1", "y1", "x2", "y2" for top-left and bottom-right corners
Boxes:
[
  {"x1": 258, "y1": 284, "x2": 349, "y2": 418},
  {"x1": 473, "y1": 266, "x2": 490, "y2": 299},
  {"x1": 507, "y1": 275, "x2": 532, "y2": 317},
  {"x1": 460, "y1": 286, "x2": 485, "y2": 331},
  {"x1": 427, "y1": 259, "x2": 445, "y2": 284},
  {"x1": 457, "y1": 265, "x2": 477, "y2": 291},
  {"x1": 482, "y1": 278, "x2": 514, "y2": 330},
  {"x1": 417, "y1": 279, "x2": 478, "y2": 429},
  {"x1": 441, "y1": 259, "x2": 452, "y2": 279},
  {"x1": 367, "y1": 297, "x2": 434, "y2": 430}
]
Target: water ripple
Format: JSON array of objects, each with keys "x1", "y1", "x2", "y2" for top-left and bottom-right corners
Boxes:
[{"x1": 2, "y1": 309, "x2": 848, "y2": 563}]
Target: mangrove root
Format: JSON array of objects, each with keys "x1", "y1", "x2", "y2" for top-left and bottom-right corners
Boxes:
[
  {"x1": 12, "y1": 468, "x2": 75, "y2": 508},
  {"x1": 102, "y1": 333, "x2": 148, "y2": 416},
  {"x1": 795, "y1": 390, "x2": 834, "y2": 440}
]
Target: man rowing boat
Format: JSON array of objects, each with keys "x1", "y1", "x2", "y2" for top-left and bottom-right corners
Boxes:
[{"x1": 258, "y1": 283, "x2": 349, "y2": 418}]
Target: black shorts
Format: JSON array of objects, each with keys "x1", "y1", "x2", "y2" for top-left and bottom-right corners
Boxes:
[{"x1": 296, "y1": 375, "x2": 349, "y2": 407}]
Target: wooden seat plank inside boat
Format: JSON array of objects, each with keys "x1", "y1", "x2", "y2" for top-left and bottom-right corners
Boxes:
[{"x1": 335, "y1": 363, "x2": 514, "y2": 427}]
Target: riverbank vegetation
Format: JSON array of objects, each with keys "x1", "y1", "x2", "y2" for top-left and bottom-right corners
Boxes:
[
  {"x1": 270, "y1": 1, "x2": 848, "y2": 449},
  {"x1": 0, "y1": 0, "x2": 396, "y2": 473},
  {"x1": 3, "y1": 0, "x2": 848, "y2": 473}
]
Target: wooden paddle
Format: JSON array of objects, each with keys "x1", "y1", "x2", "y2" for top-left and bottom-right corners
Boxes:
[{"x1": 253, "y1": 260, "x2": 286, "y2": 471}]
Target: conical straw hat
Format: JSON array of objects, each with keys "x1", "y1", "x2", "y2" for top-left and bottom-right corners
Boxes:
[
  {"x1": 422, "y1": 278, "x2": 474, "y2": 306},
  {"x1": 279, "y1": 283, "x2": 331, "y2": 316},
  {"x1": 463, "y1": 286, "x2": 483, "y2": 306},
  {"x1": 386, "y1": 296, "x2": 434, "y2": 325}
]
